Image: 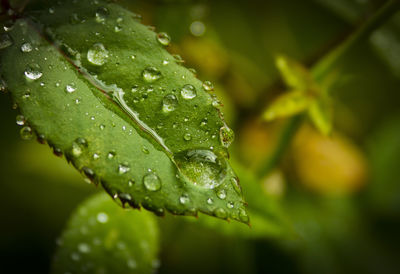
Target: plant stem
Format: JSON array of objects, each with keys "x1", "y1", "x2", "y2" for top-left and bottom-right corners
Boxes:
[
  {"x1": 256, "y1": 115, "x2": 302, "y2": 178},
  {"x1": 257, "y1": 0, "x2": 400, "y2": 179},
  {"x1": 311, "y1": 0, "x2": 400, "y2": 81}
]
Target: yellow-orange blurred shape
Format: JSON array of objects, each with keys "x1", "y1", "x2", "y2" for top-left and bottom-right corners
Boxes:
[
  {"x1": 292, "y1": 126, "x2": 367, "y2": 195},
  {"x1": 179, "y1": 37, "x2": 229, "y2": 78},
  {"x1": 238, "y1": 119, "x2": 283, "y2": 169}
]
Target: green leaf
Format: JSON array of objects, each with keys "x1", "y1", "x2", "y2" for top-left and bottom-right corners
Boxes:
[
  {"x1": 0, "y1": 0, "x2": 247, "y2": 222},
  {"x1": 52, "y1": 193, "x2": 160, "y2": 274},
  {"x1": 275, "y1": 55, "x2": 315, "y2": 90},
  {"x1": 263, "y1": 90, "x2": 313, "y2": 121},
  {"x1": 308, "y1": 97, "x2": 333, "y2": 135}
]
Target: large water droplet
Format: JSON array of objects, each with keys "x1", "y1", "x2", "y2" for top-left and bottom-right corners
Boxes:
[
  {"x1": 0, "y1": 33, "x2": 13, "y2": 49},
  {"x1": 175, "y1": 150, "x2": 226, "y2": 189},
  {"x1": 142, "y1": 67, "x2": 161, "y2": 83},
  {"x1": 87, "y1": 43, "x2": 109, "y2": 66},
  {"x1": 219, "y1": 125, "x2": 234, "y2": 148},
  {"x1": 24, "y1": 64, "x2": 43, "y2": 80},
  {"x1": 162, "y1": 94, "x2": 178, "y2": 113},
  {"x1": 143, "y1": 171, "x2": 161, "y2": 191},
  {"x1": 157, "y1": 32, "x2": 171, "y2": 46},
  {"x1": 180, "y1": 84, "x2": 197, "y2": 99},
  {"x1": 20, "y1": 42, "x2": 32, "y2": 53}
]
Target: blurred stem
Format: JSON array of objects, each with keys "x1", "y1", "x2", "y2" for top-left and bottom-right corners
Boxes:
[
  {"x1": 257, "y1": 1, "x2": 399, "y2": 180},
  {"x1": 311, "y1": 0, "x2": 400, "y2": 81},
  {"x1": 256, "y1": 115, "x2": 302, "y2": 178}
]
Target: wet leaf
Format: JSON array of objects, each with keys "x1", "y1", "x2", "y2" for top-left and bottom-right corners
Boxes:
[
  {"x1": 52, "y1": 193, "x2": 159, "y2": 274},
  {"x1": 0, "y1": 0, "x2": 247, "y2": 222}
]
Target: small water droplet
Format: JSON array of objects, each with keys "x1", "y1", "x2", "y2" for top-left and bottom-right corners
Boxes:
[
  {"x1": 157, "y1": 32, "x2": 171, "y2": 46},
  {"x1": 119, "y1": 193, "x2": 132, "y2": 201},
  {"x1": 239, "y1": 209, "x2": 249, "y2": 223},
  {"x1": 0, "y1": 33, "x2": 13, "y2": 49},
  {"x1": 217, "y1": 189, "x2": 227, "y2": 200},
  {"x1": 118, "y1": 163, "x2": 130, "y2": 174},
  {"x1": 93, "y1": 153, "x2": 100, "y2": 160},
  {"x1": 16, "y1": 114, "x2": 25, "y2": 126},
  {"x1": 131, "y1": 85, "x2": 139, "y2": 92},
  {"x1": 214, "y1": 208, "x2": 227, "y2": 219},
  {"x1": 95, "y1": 7, "x2": 109, "y2": 23},
  {"x1": 219, "y1": 125, "x2": 234, "y2": 148},
  {"x1": 183, "y1": 133, "x2": 192, "y2": 141},
  {"x1": 70, "y1": 13, "x2": 83, "y2": 24},
  {"x1": 230, "y1": 177, "x2": 241, "y2": 194},
  {"x1": 207, "y1": 197, "x2": 214, "y2": 205},
  {"x1": 142, "y1": 67, "x2": 161, "y2": 83},
  {"x1": 0, "y1": 78, "x2": 7, "y2": 93},
  {"x1": 99, "y1": 124, "x2": 105, "y2": 130},
  {"x1": 179, "y1": 194, "x2": 189, "y2": 204},
  {"x1": 202, "y1": 80, "x2": 214, "y2": 91},
  {"x1": 24, "y1": 64, "x2": 43, "y2": 80},
  {"x1": 114, "y1": 25, "x2": 122, "y2": 32},
  {"x1": 65, "y1": 83, "x2": 77, "y2": 93},
  {"x1": 48, "y1": 7, "x2": 55, "y2": 14},
  {"x1": 162, "y1": 60, "x2": 169, "y2": 65},
  {"x1": 173, "y1": 54, "x2": 184, "y2": 64},
  {"x1": 87, "y1": 43, "x2": 109, "y2": 66},
  {"x1": 180, "y1": 84, "x2": 197, "y2": 99},
  {"x1": 20, "y1": 126, "x2": 33, "y2": 140},
  {"x1": 143, "y1": 171, "x2": 161, "y2": 191},
  {"x1": 72, "y1": 137, "x2": 87, "y2": 157},
  {"x1": 128, "y1": 180, "x2": 135, "y2": 187},
  {"x1": 20, "y1": 42, "x2": 32, "y2": 53},
  {"x1": 162, "y1": 94, "x2": 178, "y2": 113},
  {"x1": 188, "y1": 68, "x2": 197, "y2": 76},
  {"x1": 96, "y1": 212, "x2": 108, "y2": 223},
  {"x1": 107, "y1": 151, "x2": 116, "y2": 159},
  {"x1": 142, "y1": 146, "x2": 149, "y2": 154},
  {"x1": 227, "y1": 201, "x2": 234, "y2": 209}
]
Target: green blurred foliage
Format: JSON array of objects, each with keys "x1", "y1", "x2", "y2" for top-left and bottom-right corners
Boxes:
[{"x1": 1, "y1": 0, "x2": 400, "y2": 273}]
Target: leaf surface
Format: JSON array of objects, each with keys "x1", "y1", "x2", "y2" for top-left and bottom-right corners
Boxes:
[
  {"x1": 52, "y1": 193, "x2": 159, "y2": 274},
  {"x1": 0, "y1": 0, "x2": 248, "y2": 222}
]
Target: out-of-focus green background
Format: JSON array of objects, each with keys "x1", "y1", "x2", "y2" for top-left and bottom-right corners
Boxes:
[{"x1": 1, "y1": 0, "x2": 400, "y2": 273}]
